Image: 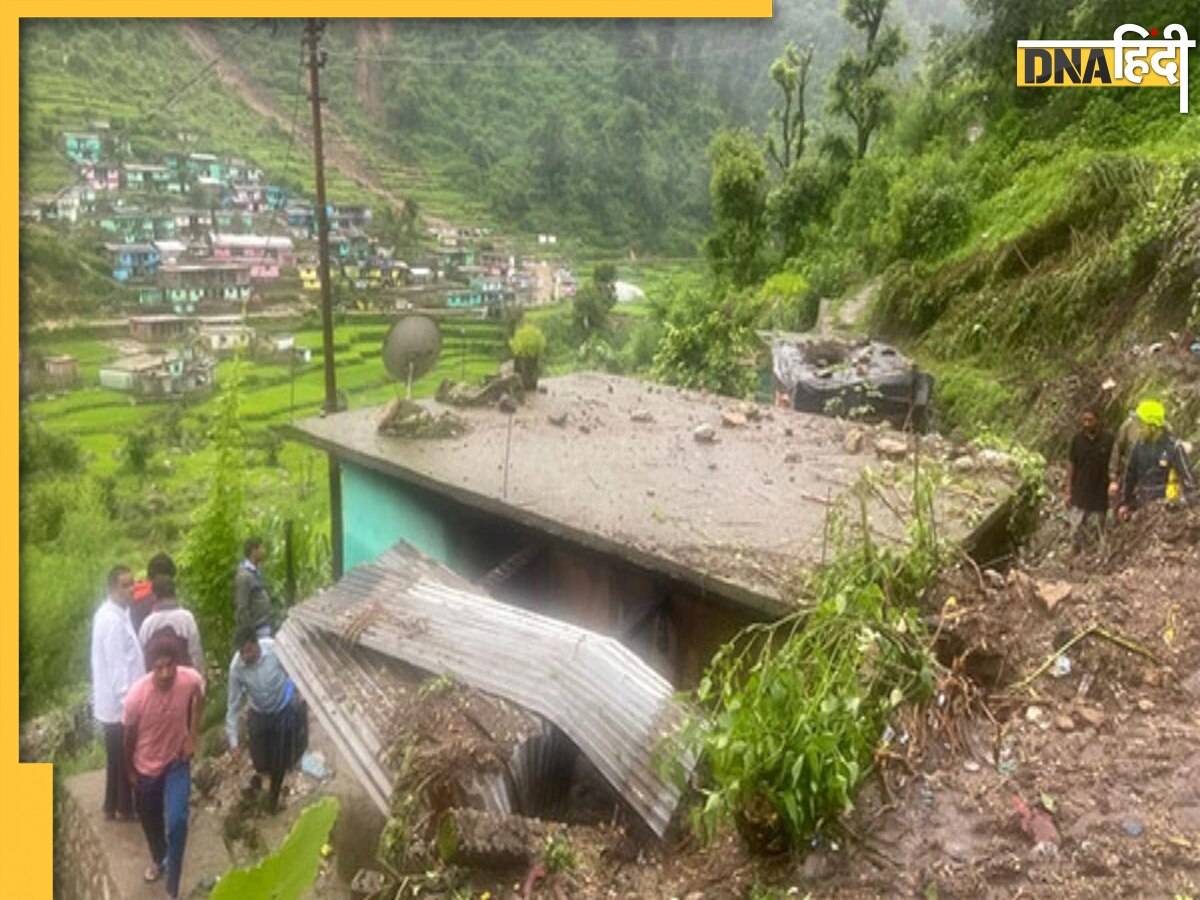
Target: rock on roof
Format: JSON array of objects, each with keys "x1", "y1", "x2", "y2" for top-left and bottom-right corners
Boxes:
[{"x1": 290, "y1": 373, "x2": 1020, "y2": 616}]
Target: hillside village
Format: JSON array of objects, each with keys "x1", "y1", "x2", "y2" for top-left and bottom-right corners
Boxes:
[{"x1": 20, "y1": 124, "x2": 582, "y2": 397}]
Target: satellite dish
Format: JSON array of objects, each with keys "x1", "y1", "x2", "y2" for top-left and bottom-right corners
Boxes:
[{"x1": 382, "y1": 315, "x2": 441, "y2": 399}]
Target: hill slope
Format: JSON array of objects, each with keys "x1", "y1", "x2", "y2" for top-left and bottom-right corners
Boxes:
[{"x1": 19, "y1": 8, "x2": 968, "y2": 256}]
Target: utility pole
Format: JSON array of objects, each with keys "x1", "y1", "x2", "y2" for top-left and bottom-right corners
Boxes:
[{"x1": 306, "y1": 18, "x2": 344, "y2": 579}]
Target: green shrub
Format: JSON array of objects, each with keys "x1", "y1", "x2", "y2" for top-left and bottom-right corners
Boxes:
[
  {"x1": 180, "y1": 361, "x2": 246, "y2": 656},
  {"x1": 652, "y1": 287, "x2": 760, "y2": 398},
  {"x1": 509, "y1": 324, "x2": 547, "y2": 360},
  {"x1": 757, "y1": 270, "x2": 816, "y2": 332},
  {"x1": 679, "y1": 482, "x2": 940, "y2": 850},
  {"x1": 19, "y1": 418, "x2": 81, "y2": 477},
  {"x1": 625, "y1": 318, "x2": 664, "y2": 372},
  {"x1": 932, "y1": 362, "x2": 1016, "y2": 438},
  {"x1": 20, "y1": 480, "x2": 124, "y2": 719},
  {"x1": 890, "y1": 178, "x2": 971, "y2": 261}
]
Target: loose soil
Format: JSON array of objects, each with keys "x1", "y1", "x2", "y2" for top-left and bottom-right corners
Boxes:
[{"x1": 404, "y1": 501, "x2": 1200, "y2": 899}]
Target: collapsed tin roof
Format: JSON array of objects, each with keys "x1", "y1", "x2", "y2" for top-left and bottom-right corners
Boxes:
[{"x1": 275, "y1": 542, "x2": 692, "y2": 837}]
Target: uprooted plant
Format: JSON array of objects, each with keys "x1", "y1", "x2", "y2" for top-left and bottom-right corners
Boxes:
[{"x1": 677, "y1": 474, "x2": 945, "y2": 852}]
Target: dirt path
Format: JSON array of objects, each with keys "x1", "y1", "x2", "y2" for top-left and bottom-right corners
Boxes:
[{"x1": 176, "y1": 21, "x2": 448, "y2": 228}]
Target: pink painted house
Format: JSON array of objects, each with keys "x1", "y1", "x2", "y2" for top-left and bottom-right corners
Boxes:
[
  {"x1": 210, "y1": 233, "x2": 295, "y2": 280},
  {"x1": 80, "y1": 161, "x2": 121, "y2": 192}
]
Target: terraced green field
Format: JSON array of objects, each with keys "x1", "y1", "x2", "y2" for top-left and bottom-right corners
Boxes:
[{"x1": 22, "y1": 317, "x2": 509, "y2": 551}]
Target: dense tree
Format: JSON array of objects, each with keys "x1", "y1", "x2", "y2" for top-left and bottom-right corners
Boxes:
[
  {"x1": 703, "y1": 130, "x2": 769, "y2": 288},
  {"x1": 827, "y1": 0, "x2": 908, "y2": 159},
  {"x1": 572, "y1": 263, "x2": 618, "y2": 335}
]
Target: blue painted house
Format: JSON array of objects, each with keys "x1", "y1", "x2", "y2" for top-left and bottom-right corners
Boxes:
[
  {"x1": 64, "y1": 132, "x2": 102, "y2": 163},
  {"x1": 105, "y1": 243, "x2": 160, "y2": 282}
]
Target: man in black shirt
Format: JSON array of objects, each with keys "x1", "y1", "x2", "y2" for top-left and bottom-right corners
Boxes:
[{"x1": 1066, "y1": 406, "x2": 1114, "y2": 555}]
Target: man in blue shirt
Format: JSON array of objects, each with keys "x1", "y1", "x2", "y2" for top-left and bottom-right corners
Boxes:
[{"x1": 226, "y1": 625, "x2": 308, "y2": 812}]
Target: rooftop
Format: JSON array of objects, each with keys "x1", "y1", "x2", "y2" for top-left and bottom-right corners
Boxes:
[
  {"x1": 128, "y1": 315, "x2": 187, "y2": 324},
  {"x1": 291, "y1": 373, "x2": 1019, "y2": 617},
  {"x1": 101, "y1": 352, "x2": 179, "y2": 372},
  {"x1": 211, "y1": 233, "x2": 294, "y2": 250},
  {"x1": 104, "y1": 242, "x2": 157, "y2": 253}
]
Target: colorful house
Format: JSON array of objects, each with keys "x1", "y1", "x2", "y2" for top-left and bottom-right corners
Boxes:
[
  {"x1": 63, "y1": 132, "x2": 102, "y2": 163},
  {"x1": 106, "y1": 243, "x2": 161, "y2": 282},
  {"x1": 122, "y1": 164, "x2": 173, "y2": 192},
  {"x1": 186, "y1": 153, "x2": 223, "y2": 181},
  {"x1": 446, "y1": 286, "x2": 484, "y2": 309},
  {"x1": 158, "y1": 261, "x2": 253, "y2": 303},
  {"x1": 334, "y1": 230, "x2": 372, "y2": 263},
  {"x1": 81, "y1": 161, "x2": 121, "y2": 192},
  {"x1": 129, "y1": 314, "x2": 189, "y2": 344},
  {"x1": 210, "y1": 234, "x2": 295, "y2": 280},
  {"x1": 299, "y1": 264, "x2": 321, "y2": 291}
]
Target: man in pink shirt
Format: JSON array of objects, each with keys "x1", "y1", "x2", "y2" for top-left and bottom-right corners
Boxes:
[{"x1": 123, "y1": 632, "x2": 204, "y2": 899}]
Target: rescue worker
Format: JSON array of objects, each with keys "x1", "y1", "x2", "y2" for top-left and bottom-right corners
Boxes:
[{"x1": 1117, "y1": 399, "x2": 1195, "y2": 520}]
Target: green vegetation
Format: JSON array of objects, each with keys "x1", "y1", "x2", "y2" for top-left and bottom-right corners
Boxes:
[
  {"x1": 18, "y1": 318, "x2": 509, "y2": 718},
  {"x1": 659, "y1": 0, "x2": 1198, "y2": 448},
  {"x1": 680, "y1": 477, "x2": 941, "y2": 849},
  {"x1": 508, "y1": 323, "x2": 546, "y2": 360},
  {"x1": 180, "y1": 360, "x2": 249, "y2": 657},
  {"x1": 209, "y1": 797, "x2": 339, "y2": 900},
  {"x1": 20, "y1": 225, "x2": 129, "y2": 322}
]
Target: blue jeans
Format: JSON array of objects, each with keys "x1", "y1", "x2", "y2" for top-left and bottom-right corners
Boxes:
[{"x1": 136, "y1": 760, "x2": 191, "y2": 898}]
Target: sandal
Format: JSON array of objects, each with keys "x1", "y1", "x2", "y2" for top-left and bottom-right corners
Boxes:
[{"x1": 144, "y1": 863, "x2": 163, "y2": 883}]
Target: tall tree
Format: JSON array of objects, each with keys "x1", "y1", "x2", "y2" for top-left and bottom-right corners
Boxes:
[
  {"x1": 703, "y1": 129, "x2": 768, "y2": 288},
  {"x1": 827, "y1": 0, "x2": 907, "y2": 159},
  {"x1": 765, "y1": 42, "x2": 815, "y2": 173}
]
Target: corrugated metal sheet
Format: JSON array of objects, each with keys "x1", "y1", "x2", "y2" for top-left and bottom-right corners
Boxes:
[{"x1": 276, "y1": 542, "x2": 692, "y2": 837}]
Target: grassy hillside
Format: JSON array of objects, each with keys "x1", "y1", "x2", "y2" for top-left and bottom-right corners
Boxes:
[
  {"x1": 19, "y1": 20, "x2": 375, "y2": 204},
  {"x1": 20, "y1": 9, "x2": 968, "y2": 259},
  {"x1": 19, "y1": 224, "x2": 131, "y2": 320}
]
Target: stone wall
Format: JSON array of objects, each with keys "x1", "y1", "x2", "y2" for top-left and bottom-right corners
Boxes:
[{"x1": 56, "y1": 785, "x2": 120, "y2": 900}]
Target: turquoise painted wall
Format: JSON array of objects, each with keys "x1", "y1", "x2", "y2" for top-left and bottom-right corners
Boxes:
[{"x1": 341, "y1": 461, "x2": 452, "y2": 571}]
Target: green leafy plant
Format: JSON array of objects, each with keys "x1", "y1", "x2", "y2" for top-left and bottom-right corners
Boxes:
[
  {"x1": 651, "y1": 286, "x2": 761, "y2": 398},
  {"x1": 679, "y1": 480, "x2": 941, "y2": 850},
  {"x1": 543, "y1": 831, "x2": 577, "y2": 875},
  {"x1": 210, "y1": 797, "x2": 339, "y2": 900},
  {"x1": 180, "y1": 359, "x2": 247, "y2": 656}
]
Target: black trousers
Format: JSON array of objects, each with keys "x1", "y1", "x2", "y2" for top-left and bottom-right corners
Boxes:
[
  {"x1": 247, "y1": 699, "x2": 308, "y2": 809},
  {"x1": 102, "y1": 722, "x2": 133, "y2": 818}
]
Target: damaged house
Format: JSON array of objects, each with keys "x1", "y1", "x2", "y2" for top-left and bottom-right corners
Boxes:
[
  {"x1": 287, "y1": 372, "x2": 1015, "y2": 689},
  {"x1": 274, "y1": 542, "x2": 690, "y2": 842},
  {"x1": 274, "y1": 370, "x2": 1021, "y2": 878}
]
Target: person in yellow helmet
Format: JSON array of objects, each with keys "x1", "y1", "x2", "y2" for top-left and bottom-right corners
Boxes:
[
  {"x1": 1108, "y1": 402, "x2": 1171, "y2": 501},
  {"x1": 1117, "y1": 399, "x2": 1195, "y2": 520}
]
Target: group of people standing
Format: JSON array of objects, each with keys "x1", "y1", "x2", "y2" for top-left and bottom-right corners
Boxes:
[
  {"x1": 1066, "y1": 398, "x2": 1195, "y2": 553},
  {"x1": 89, "y1": 539, "x2": 308, "y2": 900}
]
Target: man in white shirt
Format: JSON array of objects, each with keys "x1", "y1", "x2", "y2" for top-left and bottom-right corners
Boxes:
[{"x1": 90, "y1": 565, "x2": 144, "y2": 821}]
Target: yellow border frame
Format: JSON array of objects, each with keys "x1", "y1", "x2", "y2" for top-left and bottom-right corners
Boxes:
[{"x1": 8, "y1": 6, "x2": 770, "y2": 896}]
